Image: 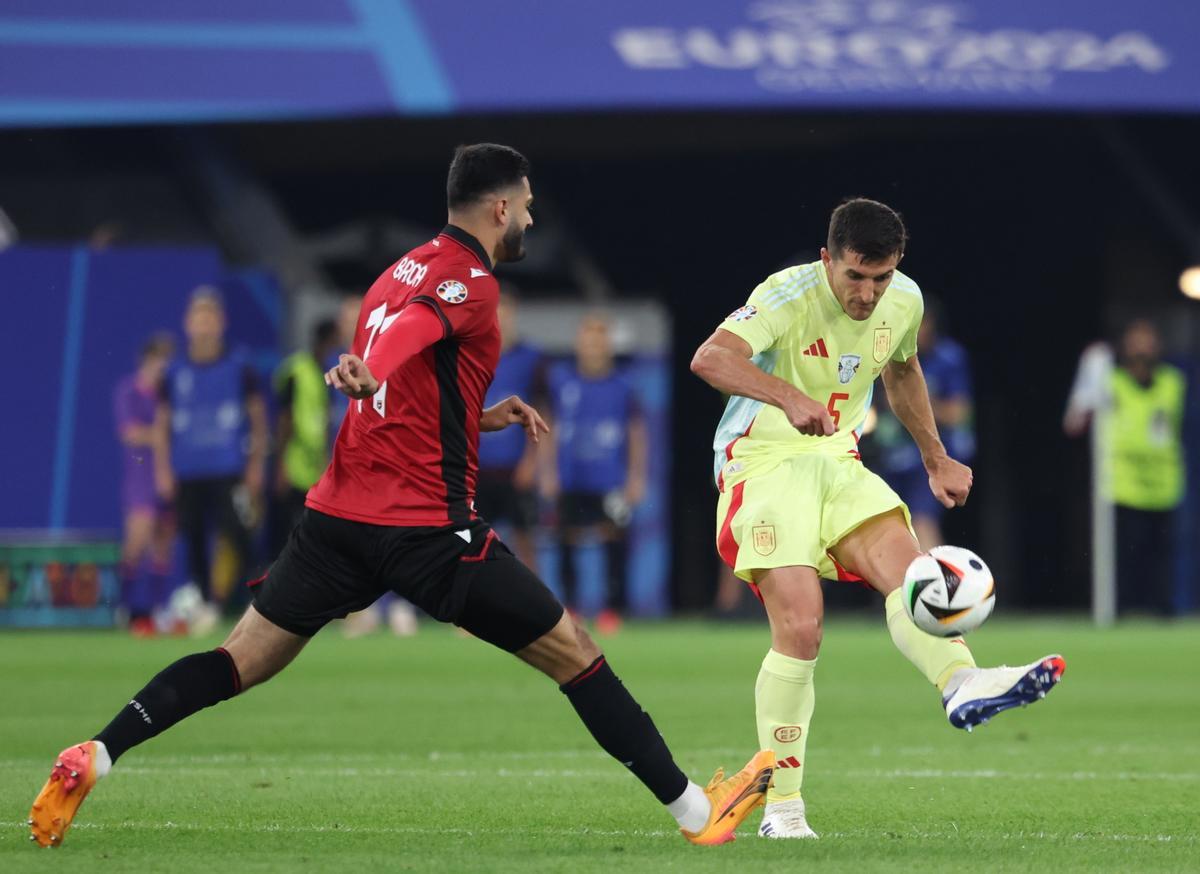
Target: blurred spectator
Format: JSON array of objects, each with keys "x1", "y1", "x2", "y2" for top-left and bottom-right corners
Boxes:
[
  {"x1": 155, "y1": 287, "x2": 268, "y2": 623},
  {"x1": 476, "y1": 289, "x2": 544, "y2": 568},
  {"x1": 1064, "y1": 319, "x2": 1186, "y2": 615},
  {"x1": 871, "y1": 299, "x2": 974, "y2": 548},
  {"x1": 270, "y1": 318, "x2": 340, "y2": 553},
  {"x1": 113, "y1": 332, "x2": 176, "y2": 635},
  {"x1": 544, "y1": 314, "x2": 647, "y2": 634}
]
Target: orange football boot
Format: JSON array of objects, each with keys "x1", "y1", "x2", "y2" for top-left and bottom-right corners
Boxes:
[
  {"x1": 682, "y1": 749, "x2": 774, "y2": 845},
  {"x1": 28, "y1": 741, "x2": 101, "y2": 848}
]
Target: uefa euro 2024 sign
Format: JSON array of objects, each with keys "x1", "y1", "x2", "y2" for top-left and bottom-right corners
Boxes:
[{"x1": 611, "y1": 0, "x2": 1171, "y2": 101}]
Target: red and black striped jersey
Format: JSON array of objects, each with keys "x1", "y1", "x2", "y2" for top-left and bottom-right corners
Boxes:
[{"x1": 306, "y1": 225, "x2": 501, "y2": 527}]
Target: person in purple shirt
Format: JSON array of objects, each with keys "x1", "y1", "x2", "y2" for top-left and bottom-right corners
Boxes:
[{"x1": 113, "y1": 333, "x2": 176, "y2": 635}]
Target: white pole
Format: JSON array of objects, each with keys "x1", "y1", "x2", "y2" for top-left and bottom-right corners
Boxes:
[{"x1": 1088, "y1": 347, "x2": 1117, "y2": 627}]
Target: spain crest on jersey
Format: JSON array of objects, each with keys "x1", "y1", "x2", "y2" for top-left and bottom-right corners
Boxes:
[
  {"x1": 873, "y1": 327, "x2": 892, "y2": 363},
  {"x1": 752, "y1": 525, "x2": 776, "y2": 556}
]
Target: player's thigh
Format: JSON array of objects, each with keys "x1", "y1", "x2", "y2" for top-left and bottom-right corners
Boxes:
[
  {"x1": 451, "y1": 547, "x2": 576, "y2": 677},
  {"x1": 151, "y1": 509, "x2": 177, "y2": 565},
  {"x1": 755, "y1": 565, "x2": 825, "y2": 660},
  {"x1": 221, "y1": 604, "x2": 309, "y2": 691},
  {"x1": 250, "y1": 509, "x2": 384, "y2": 638},
  {"x1": 828, "y1": 507, "x2": 921, "y2": 596}
]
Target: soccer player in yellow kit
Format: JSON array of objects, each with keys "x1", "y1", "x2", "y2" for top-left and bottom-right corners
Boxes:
[{"x1": 692, "y1": 199, "x2": 1065, "y2": 839}]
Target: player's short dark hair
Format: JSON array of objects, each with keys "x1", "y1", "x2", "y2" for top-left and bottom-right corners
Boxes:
[
  {"x1": 447, "y1": 143, "x2": 530, "y2": 210},
  {"x1": 313, "y1": 318, "x2": 339, "y2": 349},
  {"x1": 827, "y1": 198, "x2": 907, "y2": 262}
]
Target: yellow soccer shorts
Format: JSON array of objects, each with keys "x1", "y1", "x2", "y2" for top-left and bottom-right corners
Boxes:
[{"x1": 715, "y1": 454, "x2": 913, "y2": 596}]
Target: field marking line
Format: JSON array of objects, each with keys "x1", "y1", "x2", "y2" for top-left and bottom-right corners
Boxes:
[{"x1": 1, "y1": 820, "x2": 1195, "y2": 843}]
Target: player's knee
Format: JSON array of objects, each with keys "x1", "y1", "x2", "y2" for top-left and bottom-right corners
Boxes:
[{"x1": 772, "y1": 609, "x2": 823, "y2": 659}]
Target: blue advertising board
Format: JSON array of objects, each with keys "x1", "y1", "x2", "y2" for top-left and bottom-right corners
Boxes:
[{"x1": 0, "y1": 0, "x2": 1197, "y2": 125}]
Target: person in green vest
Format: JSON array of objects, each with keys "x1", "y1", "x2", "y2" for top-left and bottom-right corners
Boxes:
[
  {"x1": 1106, "y1": 319, "x2": 1186, "y2": 615},
  {"x1": 270, "y1": 318, "x2": 341, "y2": 553}
]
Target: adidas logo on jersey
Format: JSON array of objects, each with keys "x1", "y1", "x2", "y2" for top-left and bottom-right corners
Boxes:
[{"x1": 801, "y1": 338, "x2": 829, "y2": 358}]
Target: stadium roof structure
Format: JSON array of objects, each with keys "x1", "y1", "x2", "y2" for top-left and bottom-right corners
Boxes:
[{"x1": 1, "y1": 0, "x2": 1198, "y2": 127}]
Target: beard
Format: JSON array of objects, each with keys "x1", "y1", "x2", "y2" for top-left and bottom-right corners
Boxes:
[{"x1": 498, "y1": 222, "x2": 527, "y2": 263}]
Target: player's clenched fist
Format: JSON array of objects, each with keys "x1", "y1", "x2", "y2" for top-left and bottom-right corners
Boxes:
[
  {"x1": 927, "y1": 454, "x2": 973, "y2": 508},
  {"x1": 782, "y1": 390, "x2": 836, "y2": 436},
  {"x1": 325, "y1": 353, "x2": 380, "y2": 399}
]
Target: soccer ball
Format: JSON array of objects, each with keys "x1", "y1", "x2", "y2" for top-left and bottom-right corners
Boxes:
[{"x1": 902, "y1": 546, "x2": 995, "y2": 638}]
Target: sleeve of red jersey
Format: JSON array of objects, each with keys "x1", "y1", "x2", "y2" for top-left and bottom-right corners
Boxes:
[
  {"x1": 362, "y1": 303, "x2": 446, "y2": 382},
  {"x1": 409, "y1": 272, "x2": 498, "y2": 340}
]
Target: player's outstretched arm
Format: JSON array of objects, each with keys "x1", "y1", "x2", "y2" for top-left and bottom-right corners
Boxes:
[
  {"x1": 480, "y1": 395, "x2": 550, "y2": 442},
  {"x1": 691, "y1": 329, "x2": 834, "y2": 436},
  {"x1": 325, "y1": 303, "x2": 445, "y2": 400},
  {"x1": 881, "y1": 356, "x2": 972, "y2": 508}
]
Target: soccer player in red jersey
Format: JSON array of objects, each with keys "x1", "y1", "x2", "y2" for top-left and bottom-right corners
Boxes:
[{"x1": 28, "y1": 145, "x2": 772, "y2": 849}]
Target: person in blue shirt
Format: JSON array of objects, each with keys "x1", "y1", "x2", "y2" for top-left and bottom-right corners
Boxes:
[
  {"x1": 543, "y1": 314, "x2": 647, "y2": 634},
  {"x1": 155, "y1": 287, "x2": 269, "y2": 620},
  {"x1": 871, "y1": 298, "x2": 975, "y2": 549},
  {"x1": 476, "y1": 289, "x2": 544, "y2": 568}
]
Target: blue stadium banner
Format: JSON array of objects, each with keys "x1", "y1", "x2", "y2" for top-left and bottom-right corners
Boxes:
[{"x1": 1, "y1": 0, "x2": 1197, "y2": 125}]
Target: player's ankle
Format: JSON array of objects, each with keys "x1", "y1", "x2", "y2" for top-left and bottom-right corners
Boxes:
[
  {"x1": 91, "y1": 740, "x2": 112, "y2": 779},
  {"x1": 666, "y1": 780, "x2": 710, "y2": 833},
  {"x1": 941, "y1": 667, "x2": 974, "y2": 697}
]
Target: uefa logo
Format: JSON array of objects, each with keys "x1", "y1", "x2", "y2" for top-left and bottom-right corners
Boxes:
[{"x1": 437, "y1": 280, "x2": 469, "y2": 304}]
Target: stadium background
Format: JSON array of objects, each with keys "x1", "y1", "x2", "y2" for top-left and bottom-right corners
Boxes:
[
  {"x1": 2, "y1": 3, "x2": 1200, "y2": 872},
  {"x1": 2, "y1": 0, "x2": 1198, "y2": 618}
]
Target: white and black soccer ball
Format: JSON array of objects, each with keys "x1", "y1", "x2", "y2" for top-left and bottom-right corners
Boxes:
[{"x1": 902, "y1": 546, "x2": 995, "y2": 638}]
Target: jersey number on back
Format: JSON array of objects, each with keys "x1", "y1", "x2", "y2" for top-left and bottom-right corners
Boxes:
[{"x1": 360, "y1": 303, "x2": 399, "y2": 417}]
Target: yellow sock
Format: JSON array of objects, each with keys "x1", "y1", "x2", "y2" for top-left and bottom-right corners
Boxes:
[
  {"x1": 755, "y1": 649, "x2": 816, "y2": 802},
  {"x1": 885, "y1": 588, "x2": 977, "y2": 691}
]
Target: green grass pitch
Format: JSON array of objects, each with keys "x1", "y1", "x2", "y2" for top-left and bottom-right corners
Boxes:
[{"x1": 2, "y1": 617, "x2": 1198, "y2": 872}]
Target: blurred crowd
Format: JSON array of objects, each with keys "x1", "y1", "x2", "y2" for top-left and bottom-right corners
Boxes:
[
  {"x1": 117, "y1": 284, "x2": 1189, "y2": 635},
  {"x1": 114, "y1": 286, "x2": 650, "y2": 636}
]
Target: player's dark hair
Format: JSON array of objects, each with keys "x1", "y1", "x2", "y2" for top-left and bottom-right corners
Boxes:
[
  {"x1": 827, "y1": 198, "x2": 907, "y2": 262},
  {"x1": 140, "y1": 331, "x2": 175, "y2": 362},
  {"x1": 447, "y1": 143, "x2": 530, "y2": 210},
  {"x1": 313, "y1": 318, "x2": 339, "y2": 349}
]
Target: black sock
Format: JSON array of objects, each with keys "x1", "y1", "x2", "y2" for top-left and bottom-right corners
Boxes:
[
  {"x1": 94, "y1": 648, "x2": 242, "y2": 762},
  {"x1": 560, "y1": 656, "x2": 688, "y2": 804}
]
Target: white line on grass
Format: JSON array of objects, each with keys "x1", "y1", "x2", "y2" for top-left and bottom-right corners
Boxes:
[{"x1": 2, "y1": 821, "x2": 1195, "y2": 844}]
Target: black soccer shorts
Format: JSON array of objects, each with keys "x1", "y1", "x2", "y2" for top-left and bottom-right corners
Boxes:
[{"x1": 250, "y1": 508, "x2": 563, "y2": 651}]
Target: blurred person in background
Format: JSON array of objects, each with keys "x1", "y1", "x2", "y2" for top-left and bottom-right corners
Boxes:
[
  {"x1": 476, "y1": 287, "x2": 544, "y2": 568},
  {"x1": 271, "y1": 318, "x2": 340, "y2": 554},
  {"x1": 1064, "y1": 318, "x2": 1186, "y2": 615},
  {"x1": 155, "y1": 287, "x2": 268, "y2": 627},
  {"x1": 326, "y1": 295, "x2": 363, "y2": 441},
  {"x1": 871, "y1": 298, "x2": 975, "y2": 548},
  {"x1": 544, "y1": 313, "x2": 647, "y2": 635},
  {"x1": 113, "y1": 333, "x2": 176, "y2": 636}
]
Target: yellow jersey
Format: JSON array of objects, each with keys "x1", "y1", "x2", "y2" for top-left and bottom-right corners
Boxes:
[{"x1": 712, "y1": 260, "x2": 924, "y2": 487}]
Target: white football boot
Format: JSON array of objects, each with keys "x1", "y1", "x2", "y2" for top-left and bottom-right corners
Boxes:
[
  {"x1": 943, "y1": 654, "x2": 1066, "y2": 730},
  {"x1": 758, "y1": 797, "x2": 818, "y2": 839}
]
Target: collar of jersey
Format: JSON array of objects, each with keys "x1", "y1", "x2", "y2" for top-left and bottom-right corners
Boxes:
[
  {"x1": 440, "y1": 224, "x2": 493, "y2": 272},
  {"x1": 813, "y1": 261, "x2": 848, "y2": 322}
]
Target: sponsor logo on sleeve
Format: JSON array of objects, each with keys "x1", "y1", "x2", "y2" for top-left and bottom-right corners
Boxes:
[
  {"x1": 437, "y1": 280, "x2": 469, "y2": 304},
  {"x1": 727, "y1": 304, "x2": 758, "y2": 322},
  {"x1": 469, "y1": 267, "x2": 489, "y2": 278}
]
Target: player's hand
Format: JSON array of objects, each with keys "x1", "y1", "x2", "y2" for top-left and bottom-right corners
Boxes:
[
  {"x1": 325, "y1": 354, "x2": 379, "y2": 399},
  {"x1": 481, "y1": 395, "x2": 550, "y2": 443},
  {"x1": 782, "y1": 390, "x2": 836, "y2": 436},
  {"x1": 927, "y1": 455, "x2": 973, "y2": 508}
]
